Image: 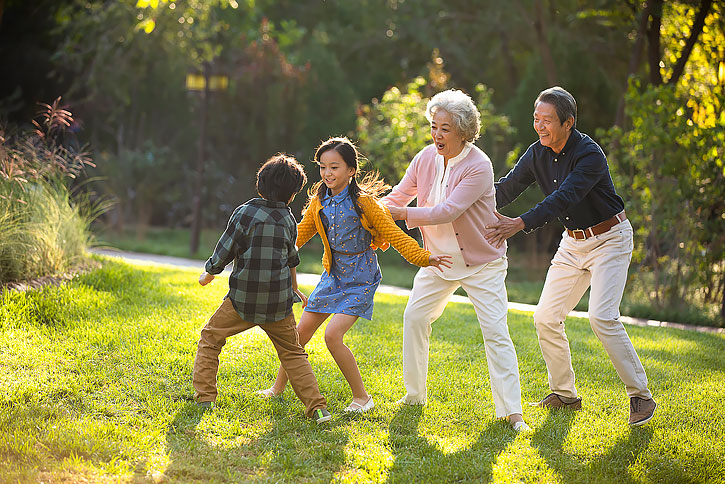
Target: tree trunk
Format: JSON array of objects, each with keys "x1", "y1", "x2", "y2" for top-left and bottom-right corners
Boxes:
[
  {"x1": 499, "y1": 29, "x2": 520, "y2": 87},
  {"x1": 190, "y1": 64, "x2": 210, "y2": 255},
  {"x1": 615, "y1": 2, "x2": 651, "y2": 128},
  {"x1": 533, "y1": 0, "x2": 558, "y2": 86},
  {"x1": 647, "y1": 0, "x2": 664, "y2": 86}
]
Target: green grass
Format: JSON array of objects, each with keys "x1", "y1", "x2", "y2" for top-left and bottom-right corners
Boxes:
[
  {"x1": 1, "y1": 179, "x2": 92, "y2": 283},
  {"x1": 94, "y1": 226, "x2": 558, "y2": 307},
  {"x1": 1, "y1": 257, "x2": 724, "y2": 483},
  {"x1": 94, "y1": 225, "x2": 722, "y2": 327}
]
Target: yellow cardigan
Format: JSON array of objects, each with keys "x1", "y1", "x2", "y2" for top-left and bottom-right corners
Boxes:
[{"x1": 297, "y1": 194, "x2": 431, "y2": 274}]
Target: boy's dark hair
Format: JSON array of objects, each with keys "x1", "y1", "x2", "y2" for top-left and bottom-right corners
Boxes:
[{"x1": 256, "y1": 154, "x2": 307, "y2": 203}]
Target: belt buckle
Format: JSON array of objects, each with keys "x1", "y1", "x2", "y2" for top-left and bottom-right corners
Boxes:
[{"x1": 571, "y1": 229, "x2": 587, "y2": 240}]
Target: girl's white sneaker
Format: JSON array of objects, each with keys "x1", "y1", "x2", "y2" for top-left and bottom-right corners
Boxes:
[
  {"x1": 344, "y1": 396, "x2": 374, "y2": 413},
  {"x1": 512, "y1": 421, "x2": 532, "y2": 432}
]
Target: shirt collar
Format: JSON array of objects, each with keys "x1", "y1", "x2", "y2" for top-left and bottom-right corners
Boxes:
[
  {"x1": 435, "y1": 142, "x2": 473, "y2": 169},
  {"x1": 252, "y1": 197, "x2": 288, "y2": 209},
  {"x1": 546, "y1": 129, "x2": 582, "y2": 157},
  {"x1": 321, "y1": 184, "x2": 350, "y2": 206}
]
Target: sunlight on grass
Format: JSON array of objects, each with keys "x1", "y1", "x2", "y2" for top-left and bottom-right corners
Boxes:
[{"x1": 1, "y1": 257, "x2": 724, "y2": 483}]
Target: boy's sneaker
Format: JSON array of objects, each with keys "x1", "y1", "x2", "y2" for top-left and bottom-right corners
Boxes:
[
  {"x1": 313, "y1": 408, "x2": 332, "y2": 425},
  {"x1": 629, "y1": 397, "x2": 656, "y2": 426},
  {"x1": 197, "y1": 401, "x2": 215, "y2": 410}
]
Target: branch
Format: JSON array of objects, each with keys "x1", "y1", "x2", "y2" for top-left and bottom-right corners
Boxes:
[{"x1": 668, "y1": 0, "x2": 714, "y2": 85}]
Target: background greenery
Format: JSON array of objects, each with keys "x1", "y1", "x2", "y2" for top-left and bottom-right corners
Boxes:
[
  {"x1": 0, "y1": 0, "x2": 722, "y2": 325},
  {"x1": 1, "y1": 258, "x2": 724, "y2": 483},
  {"x1": 0, "y1": 99, "x2": 100, "y2": 284}
]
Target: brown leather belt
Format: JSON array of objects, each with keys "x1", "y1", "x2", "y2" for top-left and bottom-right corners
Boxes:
[{"x1": 566, "y1": 211, "x2": 627, "y2": 240}]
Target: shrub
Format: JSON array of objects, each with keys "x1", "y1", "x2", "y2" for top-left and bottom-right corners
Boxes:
[{"x1": 0, "y1": 98, "x2": 98, "y2": 283}]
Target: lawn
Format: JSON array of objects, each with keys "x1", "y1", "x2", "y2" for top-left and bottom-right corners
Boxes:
[
  {"x1": 2, "y1": 257, "x2": 724, "y2": 483},
  {"x1": 94, "y1": 225, "x2": 722, "y2": 327},
  {"x1": 93, "y1": 226, "x2": 571, "y2": 310}
]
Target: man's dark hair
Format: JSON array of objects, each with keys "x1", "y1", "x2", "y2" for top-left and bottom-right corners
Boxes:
[
  {"x1": 256, "y1": 154, "x2": 307, "y2": 203},
  {"x1": 535, "y1": 86, "x2": 577, "y2": 128}
]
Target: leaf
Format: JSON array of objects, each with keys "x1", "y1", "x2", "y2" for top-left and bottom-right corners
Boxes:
[{"x1": 135, "y1": 19, "x2": 156, "y2": 34}]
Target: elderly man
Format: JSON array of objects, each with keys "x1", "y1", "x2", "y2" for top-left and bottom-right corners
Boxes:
[{"x1": 486, "y1": 86, "x2": 656, "y2": 426}]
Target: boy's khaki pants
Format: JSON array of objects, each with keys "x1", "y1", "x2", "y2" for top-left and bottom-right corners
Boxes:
[
  {"x1": 534, "y1": 220, "x2": 652, "y2": 400},
  {"x1": 193, "y1": 298, "x2": 326, "y2": 417}
]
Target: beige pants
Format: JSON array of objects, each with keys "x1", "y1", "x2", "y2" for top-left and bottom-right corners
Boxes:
[
  {"x1": 401, "y1": 257, "x2": 523, "y2": 417},
  {"x1": 534, "y1": 219, "x2": 652, "y2": 399},
  {"x1": 193, "y1": 298, "x2": 326, "y2": 417}
]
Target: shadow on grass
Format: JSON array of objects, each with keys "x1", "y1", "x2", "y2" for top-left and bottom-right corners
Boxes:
[
  {"x1": 384, "y1": 405, "x2": 516, "y2": 484},
  {"x1": 531, "y1": 410, "x2": 653, "y2": 484},
  {"x1": 161, "y1": 401, "x2": 348, "y2": 483}
]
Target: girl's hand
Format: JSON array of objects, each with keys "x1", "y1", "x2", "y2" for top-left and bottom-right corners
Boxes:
[
  {"x1": 428, "y1": 254, "x2": 453, "y2": 271},
  {"x1": 294, "y1": 288, "x2": 308, "y2": 308},
  {"x1": 199, "y1": 272, "x2": 215, "y2": 286}
]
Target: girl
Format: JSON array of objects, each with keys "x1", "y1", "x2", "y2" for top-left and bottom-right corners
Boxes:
[{"x1": 258, "y1": 137, "x2": 451, "y2": 412}]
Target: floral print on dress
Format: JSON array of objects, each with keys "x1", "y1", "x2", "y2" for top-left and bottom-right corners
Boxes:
[{"x1": 305, "y1": 186, "x2": 382, "y2": 320}]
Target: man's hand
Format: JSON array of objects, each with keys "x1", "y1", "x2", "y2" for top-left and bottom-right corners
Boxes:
[
  {"x1": 387, "y1": 205, "x2": 407, "y2": 221},
  {"x1": 484, "y1": 212, "x2": 525, "y2": 248},
  {"x1": 199, "y1": 272, "x2": 215, "y2": 286}
]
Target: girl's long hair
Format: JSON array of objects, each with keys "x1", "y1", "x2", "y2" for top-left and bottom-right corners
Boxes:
[{"x1": 305, "y1": 136, "x2": 390, "y2": 218}]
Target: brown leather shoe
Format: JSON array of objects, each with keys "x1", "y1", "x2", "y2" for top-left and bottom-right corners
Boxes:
[
  {"x1": 629, "y1": 397, "x2": 656, "y2": 426},
  {"x1": 535, "y1": 392, "x2": 582, "y2": 410}
]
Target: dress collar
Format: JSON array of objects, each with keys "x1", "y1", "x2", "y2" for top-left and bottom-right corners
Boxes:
[{"x1": 321, "y1": 185, "x2": 350, "y2": 206}]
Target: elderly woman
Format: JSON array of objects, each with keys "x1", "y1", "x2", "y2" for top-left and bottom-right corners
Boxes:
[{"x1": 383, "y1": 89, "x2": 528, "y2": 431}]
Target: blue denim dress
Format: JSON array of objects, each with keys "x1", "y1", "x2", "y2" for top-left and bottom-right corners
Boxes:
[{"x1": 305, "y1": 186, "x2": 382, "y2": 320}]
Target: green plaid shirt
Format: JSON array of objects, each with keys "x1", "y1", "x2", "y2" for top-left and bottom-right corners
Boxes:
[{"x1": 205, "y1": 198, "x2": 300, "y2": 324}]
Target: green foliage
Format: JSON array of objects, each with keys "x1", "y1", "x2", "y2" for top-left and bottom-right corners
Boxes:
[
  {"x1": 602, "y1": 80, "x2": 724, "y2": 324},
  {"x1": 95, "y1": 140, "x2": 181, "y2": 232},
  {"x1": 0, "y1": 179, "x2": 91, "y2": 283},
  {"x1": 1, "y1": 259, "x2": 725, "y2": 482},
  {"x1": 356, "y1": 76, "x2": 517, "y2": 184},
  {"x1": 355, "y1": 76, "x2": 430, "y2": 181},
  {"x1": 0, "y1": 100, "x2": 97, "y2": 283}
]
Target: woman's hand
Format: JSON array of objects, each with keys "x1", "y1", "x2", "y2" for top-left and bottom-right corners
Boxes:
[
  {"x1": 428, "y1": 254, "x2": 453, "y2": 271},
  {"x1": 387, "y1": 205, "x2": 407, "y2": 221},
  {"x1": 199, "y1": 272, "x2": 215, "y2": 286}
]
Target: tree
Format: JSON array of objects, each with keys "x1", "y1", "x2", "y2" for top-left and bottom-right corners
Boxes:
[{"x1": 603, "y1": 1, "x2": 724, "y2": 323}]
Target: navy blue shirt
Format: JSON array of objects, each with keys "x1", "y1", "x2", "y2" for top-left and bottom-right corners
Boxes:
[{"x1": 495, "y1": 129, "x2": 625, "y2": 232}]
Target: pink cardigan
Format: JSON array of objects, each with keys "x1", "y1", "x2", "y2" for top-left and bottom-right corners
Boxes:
[{"x1": 383, "y1": 143, "x2": 506, "y2": 266}]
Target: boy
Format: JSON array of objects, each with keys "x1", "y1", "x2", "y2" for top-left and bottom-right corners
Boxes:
[{"x1": 193, "y1": 154, "x2": 331, "y2": 424}]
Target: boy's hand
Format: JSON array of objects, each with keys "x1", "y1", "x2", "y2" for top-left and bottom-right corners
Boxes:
[
  {"x1": 294, "y1": 288, "x2": 308, "y2": 308},
  {"x1": 199, "y1": 272, "x2": 215, "y2": 286},
  {"x1": 428, "y1": 254, "x2": 453, "y2": 272}
]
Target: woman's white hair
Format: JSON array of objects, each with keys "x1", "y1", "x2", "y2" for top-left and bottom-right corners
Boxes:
[{"x1": 425, "y1": 89, "x2": 481, "y2": 142}]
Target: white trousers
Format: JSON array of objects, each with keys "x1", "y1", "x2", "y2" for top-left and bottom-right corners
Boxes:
[
  {"x1": 534, "y1": 220, "x2": 652, "y2": 399},
  {"x1": 401, "y1": 257, "x2": 523, "y2": 417}
]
